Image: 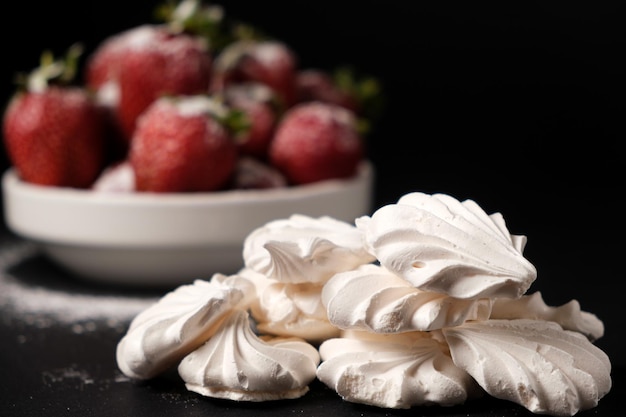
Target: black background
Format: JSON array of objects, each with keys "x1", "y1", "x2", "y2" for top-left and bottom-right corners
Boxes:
[{"x1": 1, "y1": 1, "x2": 624, "y2": 415}]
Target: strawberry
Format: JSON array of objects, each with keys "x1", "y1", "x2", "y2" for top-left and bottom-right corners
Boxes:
[
  {"x1": 268, "y1": 101, "x2": 364, "y2": 185},
  {"x1": 295, "y1": 67, "x2": 384, "y2": 133},
  {"x1": 2, "y1": 45, "x2": 106, "y2": 188},
  {"x1": 295, "y1": 68, "x2": 359, "y2": 113},
  {"x1": 84, "y1": 0, "x2": 226, "y2": 144},
  {"x1": 129, "y1": 95, "x2": 239, "y2": 192},
  {"x1": 85, "y1": 24, "x2": 213, "y2": 143},
  {"x1": 210, "y1": 39, "x2": 298, "y2": 108},
  {"x1": 222, "y1": 82, "x2": 279, "y2": 158}
]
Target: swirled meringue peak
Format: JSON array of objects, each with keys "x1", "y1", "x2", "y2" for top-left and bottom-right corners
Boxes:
[
  {"x1": 322, "y1": 263, "x2": 492, "y2": 332},
  {"x1": 442, "y1": 319, "x2": 612, "y2": 416},
  {"x1": 356, "y1": 192, "x2": 537, "y2": 299},
  {"x1": 243, "y1": 214, "x2": 376, "y2": 284},
  {"x1": 317, "y1": 331, "x2": 481, "y2": 408},
  {"x1": 178, "y1": 309, "x2": 320, "y2": 401},
  {"x1": 116, "y1": 274, "x2": 254, "y2": 380}
]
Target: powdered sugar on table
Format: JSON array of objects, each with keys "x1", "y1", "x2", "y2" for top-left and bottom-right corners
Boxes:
[{"x1": 0, "y1": 235, "x2": 159, "y2": 332}]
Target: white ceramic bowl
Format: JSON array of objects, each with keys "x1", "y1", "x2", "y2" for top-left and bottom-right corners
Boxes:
[{"x1": 2, "y1": 162, "x2": 374, "y2": 287}]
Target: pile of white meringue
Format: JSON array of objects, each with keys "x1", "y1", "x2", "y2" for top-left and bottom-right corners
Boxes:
[{"x1": 116, "y1": 192, "x2": 611, "y2": 416}]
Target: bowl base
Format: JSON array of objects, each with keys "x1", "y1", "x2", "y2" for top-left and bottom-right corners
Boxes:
[{"x1": 42, "y1": 243, "x2": 244, "y2": 288}]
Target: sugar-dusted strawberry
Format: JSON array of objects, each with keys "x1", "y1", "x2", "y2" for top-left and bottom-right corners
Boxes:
[
  {"x1": 222, "y1": 82, "x2": 280, "y2": 158},
  {"x1": 295, "y1": 68, "x2": 359, "y2": 113},
  {"x1": 295, "y1": 66, "x2": 384, "y2": 131},
  {"x1": 84, "y1": 1, "x2": 225, "y2": 144},
  {"x1": 3, "y1": 45, "x2": 106, "y2": 188},
  {"x1": 210, "y1": 39, "x2": 298, "y2": 107},
  {"x1": 129, "y1": 95, "x2": 240, "y2": 192},
  {"x1": 85, "y1": 25, "x2": 213, "y2": 143},
  {"x1": 268, "y1": 101, "x2": 364, "y2": 185}
]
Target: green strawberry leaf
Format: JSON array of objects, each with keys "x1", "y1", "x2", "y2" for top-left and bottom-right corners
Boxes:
[{"x1": 15, "y1": 43, "x2": 84, "y2": 93}]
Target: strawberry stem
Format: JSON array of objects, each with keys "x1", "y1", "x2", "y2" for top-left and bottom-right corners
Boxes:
[
  {"x1": 220, "y1": 107, "x2": 251, "y2": 137},
  {"x1": 21, "y1": 43, "x2": 83, "y2": 93},
  {"x1": 155, "y1": 0, "x2": 227, "y2": 45},
  {"x1": 334, "y1": 66, "x2": 383, "y2": 118},
  {"x1": 154, "y1": 0, "x2": 268, "y2": 52}
]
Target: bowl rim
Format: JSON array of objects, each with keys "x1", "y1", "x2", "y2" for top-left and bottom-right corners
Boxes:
[
  {"x1": 2, "y1": 160, "x2": 374, "y2": 207},
  {"x1": 2, "y1": 161, "x2": 374, "y2": 249}
]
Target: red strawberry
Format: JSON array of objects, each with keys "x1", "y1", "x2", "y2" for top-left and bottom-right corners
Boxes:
[
  {"x1": 295, "y1": 68, "x2": 359, "y2": 113},
  {"x1": 268, "y1": 101, "x2": 364, "y2": 185},
  {"x1": 129, "y1": 95, "x2": 238, "y2": 192},
  {"x1": 85, "y1": 0, "x2": 228, "y2": 146},
  {"x1": 222, "y1": 82, "x2": 279, "y2": 158},
  {"x1": 295, "y1": 67, "x2": 384, "y2": 133},
  {"x1": 85, "y1": 24, "x2": 213, "y2": 143},
  {"x1": 210, "y1": 39, "x2": 298, "y2": 107},
  {"x1": 2, "y1": 46, "x2": 106, "y2": 188}
]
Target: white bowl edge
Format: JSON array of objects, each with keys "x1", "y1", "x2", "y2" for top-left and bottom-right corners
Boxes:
[{"x1": 1, "y1": 161, "x2": 375, "y2": 286}]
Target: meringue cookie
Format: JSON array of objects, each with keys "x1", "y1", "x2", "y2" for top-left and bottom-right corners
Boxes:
[
  {"x1": 114, "y1": 189, "x2": 612, "y2": 414},
  {"x1": 317, "y1": 331, "x2": 481, "y2": 408},
  {"x1": 322, "y1": 263, "x2": 492, "y2": 332},
  {"x1": 238, "y1": 267, "x2": 339, "y2": 342},
  {"x1": 235, "y1": 267, "x2": 272, "y2": 315},
  {"x1": 116, "y1": 274, "x2": 254, "y2": 379},
  {"x1": 243, "y1": 214, "x2": 376, "y2": 284},
  {"x1": 243, "y1": 269, "x2": 340, "y2": 342},
  {"x1": 490, "y1": 291, "x2": 604, "y2": 341},
  {"x1": 442, "y1": 319, "x2": 612, "y2": 416},
  {"x1": 178, "y1": 309, "x2": 320, "y2": 401},
  {"x1": 356, "y1": 192, "x2": 537, "y2": 299}
]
